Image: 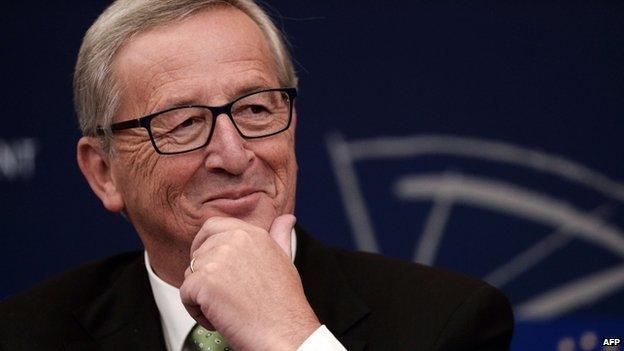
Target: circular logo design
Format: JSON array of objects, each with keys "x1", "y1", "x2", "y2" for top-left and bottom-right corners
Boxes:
[{"x1": 326, "y1": 132, "x2": 624, "y2": 321}]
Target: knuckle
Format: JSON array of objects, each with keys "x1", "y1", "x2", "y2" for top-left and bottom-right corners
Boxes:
[
  {"x1": 213, "y1": 244, "x2": 234, "y2": 259},
  {"x1": 231, "y1": 228, "x2": 248, "y2": 238},
  {"x1": 201, "y1": 217, "x2": 219, "y2": 230},
  {"x1": 200, "y1": 261, "x2": 220, "y2": 274},
  {"x1": 179, "y1": 280, "x2": 197, "y2": 304}
]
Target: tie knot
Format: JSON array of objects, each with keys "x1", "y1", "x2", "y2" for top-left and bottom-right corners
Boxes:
[{"x1": 183, "y1": 324, "x2": 232, "y2": 351}]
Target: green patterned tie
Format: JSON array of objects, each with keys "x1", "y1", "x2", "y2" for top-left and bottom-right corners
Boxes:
[{"x1": 182, "y1": 324, "x2": 233, "y2": 351}]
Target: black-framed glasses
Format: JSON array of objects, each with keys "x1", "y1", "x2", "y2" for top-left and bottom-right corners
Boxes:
[{"x1": 96, "y1": 87, "x2": 297, "y2": 155}]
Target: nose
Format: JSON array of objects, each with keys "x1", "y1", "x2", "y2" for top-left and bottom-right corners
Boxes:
[{"x1": 203, "y1": 114, "x2": 254, "y2": 175}]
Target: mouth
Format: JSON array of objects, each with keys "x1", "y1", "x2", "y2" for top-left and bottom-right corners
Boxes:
[
  {"x1": 202, "y1": 190, "x2": 265, "y2": 215},
  {"x1": 205, "y1": 188, "x2": 264, "y2": 202}
]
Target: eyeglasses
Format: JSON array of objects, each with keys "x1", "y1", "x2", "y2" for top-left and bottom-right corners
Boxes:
[{"x1": 96, "y1": 87, "x2": 297, "y2": 155}]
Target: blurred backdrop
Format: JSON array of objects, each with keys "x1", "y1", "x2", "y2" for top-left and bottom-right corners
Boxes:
[{"x1": 1, "y1": 1, "x2": 623, "y2": 350}]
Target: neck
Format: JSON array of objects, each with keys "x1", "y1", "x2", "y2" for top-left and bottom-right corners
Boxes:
[{"x1": 145, "y1": 244, "x2": 189, "y2": 288}]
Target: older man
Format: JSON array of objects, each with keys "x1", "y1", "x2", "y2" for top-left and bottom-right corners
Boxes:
[{"x1": 0, "y1": 1, "x2": 513, "y2": 350}]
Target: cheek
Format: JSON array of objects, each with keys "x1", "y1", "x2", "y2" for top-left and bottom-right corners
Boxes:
[
  {"x1": 256, "y1": 136, "x2": 297, "y2": 205},
  {"x1": 114, "y1": 141, "x2": 192, "y2": 213},
  {"x1": 279, "y1": 149, "x2": 298, "y2": 191},
  {"x1": 115, "y1": 136, "x2": 157, "y2": 181}
]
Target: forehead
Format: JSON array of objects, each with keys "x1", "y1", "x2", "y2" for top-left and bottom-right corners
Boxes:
[{"x1": 112, "y1": 5, "x2": 279, "y2": 118}]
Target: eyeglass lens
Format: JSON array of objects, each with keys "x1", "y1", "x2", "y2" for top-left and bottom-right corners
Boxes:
[{"x1": 149, "y1": 90, "x2": 291, "y2": 153}]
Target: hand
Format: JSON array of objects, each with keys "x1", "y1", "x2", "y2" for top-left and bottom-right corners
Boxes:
[{"x1": 180, "y1": 215, "x2": 321, "y2": 351}]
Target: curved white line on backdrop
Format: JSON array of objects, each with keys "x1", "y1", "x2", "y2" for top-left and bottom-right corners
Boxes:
[
  {"x1": 514, "y1": 264, "x2": 624, "y2": 321},
  {"x1": 394, "y1": 173, "x2": 624, "y2": 257},
  {"x1": 395, "y1": 173, "x2": 624, "y2": 318},
  {"x1": 326, "y1": 132, "x2": 379, "y2": 252},
  {"x1": 484, "y1": 206, "x2": 610, "y2": 288},
  {"x1": 348, "y1": 135, "x2": 624, "y2": 203}
]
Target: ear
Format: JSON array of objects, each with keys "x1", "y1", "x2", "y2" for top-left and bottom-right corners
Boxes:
[
  {"x1": 76, "y1": 137, "x2": 125, "y2": 213},
  {"x1": 288, "y1": 108, "x2": 297, "y2": 142},
  {"x1": 291, "y1": 107, "x2": 297, "y2": 132}
]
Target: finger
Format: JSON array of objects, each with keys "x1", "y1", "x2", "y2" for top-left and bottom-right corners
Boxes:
[
  {"x1": 268, "y1": 214, "x2": 296, "y2": 258},
  {"x1": 195, "y1": 313, "x2": 215, "y2": 331},
  {"x1": 180, "y1": 274, "x2": 216, "y2": 330},
  {"x1": 190, "y1": 231, "x2": 234, "y2": 260},
  {"x1": 184, "y1": 303, "x2": 215, "y2": 331},
  {"x1": 190, "y1": 217, "x2": 262, "y2": 255}
]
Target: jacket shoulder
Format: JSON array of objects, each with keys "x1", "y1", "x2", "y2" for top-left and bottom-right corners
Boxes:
[
  {"x1": 1, "y1": 251, "x2": 143, "y2": 313},
  {"x1": 334, "y1": 248, "x2": 491, "y2": 301},
  {"x1": 0, "y1": 251, "x2": 144, "y2": 345},
  {"x1": 327, "y1": 245, "x2": 514, "y2": 350}
]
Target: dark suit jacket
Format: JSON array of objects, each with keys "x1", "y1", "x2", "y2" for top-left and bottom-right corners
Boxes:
[{"x1": 0, "y1": 228, "x2": 513, "y2": 350}]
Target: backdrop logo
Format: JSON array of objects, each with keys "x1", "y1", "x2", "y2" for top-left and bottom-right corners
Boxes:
[
  {"x1": 0, "y1": 138, "x2": 38, "y2": 181},
  {"x1": 326, "y1": 132, "x2": 624, "y2": 321}
]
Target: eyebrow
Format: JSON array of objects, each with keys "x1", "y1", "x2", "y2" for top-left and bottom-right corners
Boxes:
[
  {"x1": 159, "y1": 82, "x2": 277, "y2": 110},
  {"x1": 234, "y1": 83, "x2": 274, "y2": 97}
]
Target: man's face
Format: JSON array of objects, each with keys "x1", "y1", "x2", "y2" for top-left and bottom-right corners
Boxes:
[{"x1": 107, "y1": 6, "x2": 297, "y2": 249}]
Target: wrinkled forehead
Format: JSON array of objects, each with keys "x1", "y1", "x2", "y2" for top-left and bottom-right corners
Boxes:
[{"x1": 111, "y1": 5, "x2": 281, "y2": 116}]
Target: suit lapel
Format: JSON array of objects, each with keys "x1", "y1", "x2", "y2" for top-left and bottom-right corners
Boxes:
[
  {"x1": 295, "y1": 226, "x2": 370, "y2": 350},
  {"x1": 66, "y1": 254, "x2": 166, "y2": 351}
]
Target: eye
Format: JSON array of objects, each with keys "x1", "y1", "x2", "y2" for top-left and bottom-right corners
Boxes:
[
  {"x1": 247, "y1": 104, "x2": 269, "y2": 115},
  {"x1": 178, "y1": 117, "x2": 198, "y2": 128},
  {"x1": 169, "y1": 116, "x2": 205, "y2": 135}
]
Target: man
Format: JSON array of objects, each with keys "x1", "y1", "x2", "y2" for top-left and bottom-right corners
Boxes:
[{"x1": 0, "y1": 0, "x2": 513, "y2": 350}]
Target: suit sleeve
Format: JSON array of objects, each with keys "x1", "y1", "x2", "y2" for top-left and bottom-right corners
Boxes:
[{"x1": 433, "y1": 284, "x2": 514, "y2": 351}]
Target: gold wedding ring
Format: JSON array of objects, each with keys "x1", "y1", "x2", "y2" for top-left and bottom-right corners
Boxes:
[{"x1": 189, "y1": 257, "x2": 197, "y2": 273}]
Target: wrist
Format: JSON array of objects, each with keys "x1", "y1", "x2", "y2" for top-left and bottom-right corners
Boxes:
[
  {"x1": 279, "y1": 320, "x2": 323, "y2": 351},
  {"x1": 262, "y1": 315, "x2": 321, "y2": 351}
]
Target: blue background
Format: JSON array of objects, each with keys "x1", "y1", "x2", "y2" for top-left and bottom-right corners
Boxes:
[{"x1": 2, "y1": 1, "x2": 623, "y2": 350}]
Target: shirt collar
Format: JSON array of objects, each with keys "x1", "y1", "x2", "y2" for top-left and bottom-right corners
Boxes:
[{"x1": 145, "y1": 229, "x2": 297, "y2": 351}]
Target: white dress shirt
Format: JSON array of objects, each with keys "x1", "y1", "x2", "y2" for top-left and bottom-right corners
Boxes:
[{"x1": 145, "y1": 229, "x2": 346, "y2": 351}]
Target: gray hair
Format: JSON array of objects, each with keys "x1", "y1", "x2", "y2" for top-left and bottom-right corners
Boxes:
[{"x1": 73, "y1": 0, "x2": 298, "y2": 146}]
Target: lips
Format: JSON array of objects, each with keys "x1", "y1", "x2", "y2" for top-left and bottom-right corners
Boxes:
[
  {"x1": 204, "y1": 189, "x2": 264, "y2": 202},
  {"x1": 201, "y1": 189, "x2": 265, "y2": 216}
]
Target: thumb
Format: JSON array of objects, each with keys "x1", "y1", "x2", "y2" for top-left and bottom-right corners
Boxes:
[{"x1": 269, "y1": 214, "x2": 296, "y2": 258}]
